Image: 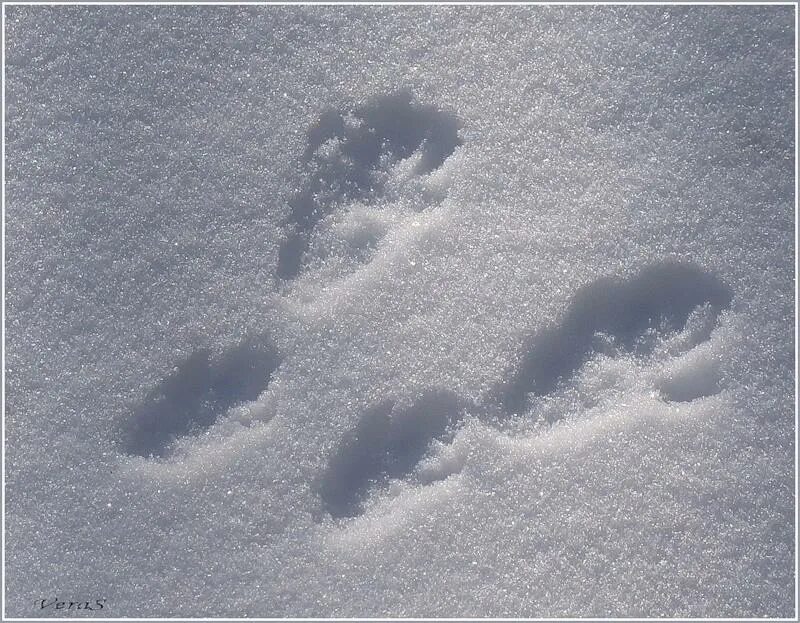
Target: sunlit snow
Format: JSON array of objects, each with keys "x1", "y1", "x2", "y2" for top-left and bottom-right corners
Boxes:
[{"x1": 4, "y1": 5, "x2": 795, "y2": 618}]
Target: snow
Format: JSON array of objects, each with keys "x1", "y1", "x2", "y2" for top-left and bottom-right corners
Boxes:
[{"x1": 3, "y1": 4, "x2": 795, "y2": 618}]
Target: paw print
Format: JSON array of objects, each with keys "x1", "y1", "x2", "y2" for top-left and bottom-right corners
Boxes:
[
  {"x1": 122, "y1": 334, "x2": 280, "y2": 458},
  {"x1": 277, "y1": 91, "x2": 462, "y2": 280},
  {"x1": 498, "y1": 261, "x2": 733, "y2": 414}
]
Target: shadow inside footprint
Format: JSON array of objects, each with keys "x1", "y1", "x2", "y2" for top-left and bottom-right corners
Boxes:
[
  {"x1": 500, "y1": 262, "x2": 733, "y2": 414},
  {"x1": 659, "y1": 358, "x2": 721, "y2": 403},
  {"x1": 123, "y1": 334, "x2": 281, "y2": 458},
  {"x1": 319, "y1": 390, "x2": 465, "y2": 519},
  {"x1": 278, "y1": 91, "x2": 462, "y2": 279}
]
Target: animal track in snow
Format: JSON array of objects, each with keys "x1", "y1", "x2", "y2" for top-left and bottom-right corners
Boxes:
[
  {"x1": 499, "y1": 261, "x2": 733, "y2": 415},
  {"x1": 318, "y1": 390, "x2": 466, "y2": 519},
  {"x1": 123, "y1": 334, "x2": 281, "y2": 458},
  {"x1": 277, "y1": 91, "x2": 462, "y2": 279},
  {"x1": 320, "y1": 261, "x2": 733, "y2": 519}
]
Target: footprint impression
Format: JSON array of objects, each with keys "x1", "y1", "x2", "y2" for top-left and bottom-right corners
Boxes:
[
  {"x1": 277, "y1": 91, "x2": 462, "y2": 280},
  {"x1": 122, "y1": 335, "x2": 281, "y2": 458},
  {"x1": 319, "y1": 261, "x2": 734, "y2": 519},
  {"x1": 498, "y1": 261, "x2": 734, "y2": 415},
  {"x1": 318, "y1": 390, "x2": 467, "y2": 519}
]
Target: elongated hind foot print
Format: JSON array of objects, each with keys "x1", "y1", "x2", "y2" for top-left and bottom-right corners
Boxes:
[{"x1": 499, "y1": 261, "x2": 733, "y2": 417}]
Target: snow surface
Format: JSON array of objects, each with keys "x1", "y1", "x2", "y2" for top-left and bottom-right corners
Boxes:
[{"x1": 3, "y1": 5, "x2": 795, "y2": 618}]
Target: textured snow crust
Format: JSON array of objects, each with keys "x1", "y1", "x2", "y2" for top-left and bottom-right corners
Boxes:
[{"x1": 4, "y1": 5, "x2": 795, "y2": 618}]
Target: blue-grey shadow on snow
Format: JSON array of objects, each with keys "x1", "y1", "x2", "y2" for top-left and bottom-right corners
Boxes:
[
  {"x1": 277, "y1": 91, "x2": 462, "y2": 279},
  {"x1": 319, "y1": 390, "x2": 466, "y2": 519},
  {"x1": 499, "y1": 261, "x2": 733, "y2": 415},
  {"x1": 123, "y1": 335, "x2": 281, "y2": 458}
]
